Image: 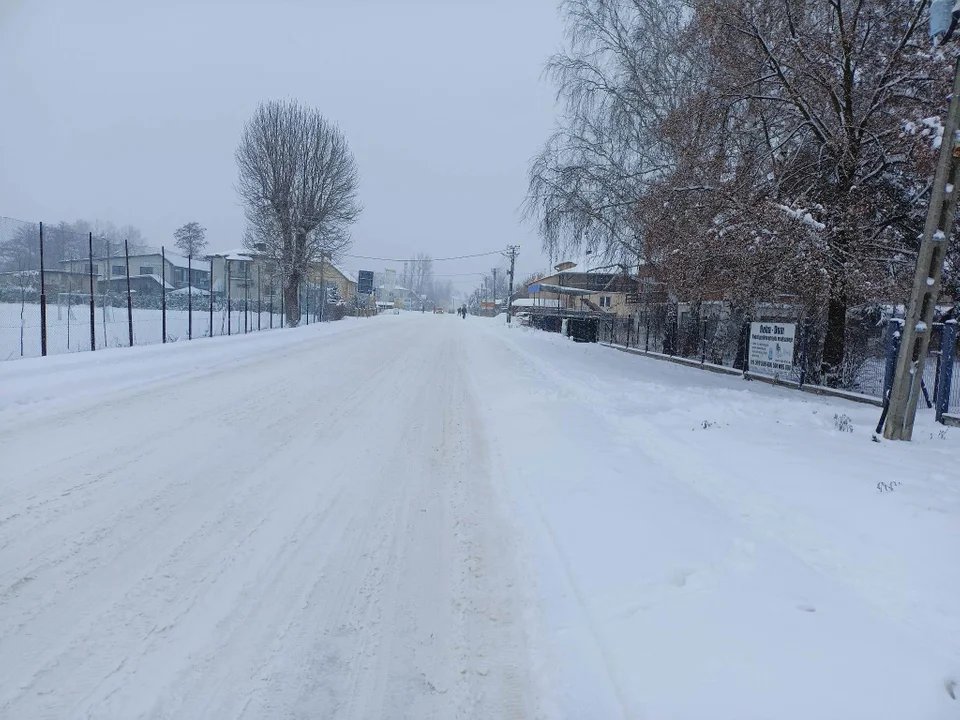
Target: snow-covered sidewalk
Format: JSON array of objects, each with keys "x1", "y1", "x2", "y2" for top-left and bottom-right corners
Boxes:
[
  {"x1": 466, "y1": 318, "x2": 960, "y2": 719},
  {"x1": 1, "y1": 312, "x2": 958, "y2": 719}
]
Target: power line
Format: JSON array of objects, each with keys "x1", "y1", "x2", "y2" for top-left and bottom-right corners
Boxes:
[{"x1": 344, "y1": 250, "x2": 503, "y2": 263}]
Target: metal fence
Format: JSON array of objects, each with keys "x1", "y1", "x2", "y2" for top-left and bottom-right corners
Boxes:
[
  {"x1": 0, "y1": 217, "x2": 357, "y2": 361},
  {"x1": 596, "y1": 301, "x2": 960, "y2": 413}
]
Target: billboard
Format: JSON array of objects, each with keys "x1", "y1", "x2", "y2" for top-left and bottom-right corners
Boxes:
[
  {"x1": 357, "y1": 270, "x2": 374, "y2": 294},
  {"x1": 749, "y1": 322, "x2": 796, "y2": 376}
]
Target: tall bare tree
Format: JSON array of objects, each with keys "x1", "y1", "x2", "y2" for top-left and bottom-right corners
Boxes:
[
  {"x1": 173, "y1": 222, "x2": 207, "y2": 259},
  {"x1": 236, "y1": 99, "x2": 361, "y2": 326}
]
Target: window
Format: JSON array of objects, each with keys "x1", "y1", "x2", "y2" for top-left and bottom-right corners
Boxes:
[
  {"x1": 600, "y1": 296, "x2": 612, "y2": 308},
  {"x1": 139, "y1": 266, "x2": 154, "y2": 276},
  {"x1": 112, "y1": 265, "x2": 125, "y2": 276},
  {"x1": 89, "y1": 263, "x2": 99, "y2": 276}
]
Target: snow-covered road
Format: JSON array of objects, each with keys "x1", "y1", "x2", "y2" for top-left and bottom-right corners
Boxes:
[
  {"x1": 0, "y1": 318, "x2": 531, "y2": 718},
  {"x1": 2, "y1": 314, "x2": 958, "y2": 719}
]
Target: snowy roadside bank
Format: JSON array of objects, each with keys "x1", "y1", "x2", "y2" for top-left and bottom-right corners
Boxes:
[{"x1": 0, "y1": 315, "x2": 380, "y2": 421}]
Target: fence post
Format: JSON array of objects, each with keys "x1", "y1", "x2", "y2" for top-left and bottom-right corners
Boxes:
[
  {"x1": 280, "y1": 278, "x2": 284, "y2": 328},
  {"x1": 38, "y1": 221, "x2": 48, "y2": 356},
  {"x1": 936, "y1": 321, "x2": 957, "y2": 423},
  {"x1": 88, "y1": 232, "x2": 96, "y2": 351},
  {"x1": 270, "y1": 284, "x2": 274, "y2": 329},
  {"x1": 798, "y1": 320, "x2": 811, "y2": 388},
  {"x1": 227, "y1": 261, "x2": 232, "y2": 336},
  {"x1": 209, "y1": 261, "x2": 214, "y2": 337},
  {"x1": 700, "y1": 314, "x2": 707, "y2": 365},
  {"x1": 124, "y1": 239, "x2": 134, "y2": 347},
  {"x1": 645, "y1": 310, "x2": 650, "y2": 352},
  {"x1": 188, "y1": 255, "x2": 193, "y2": 340},
  {"x1": 162, "y1": 246, "x2": 167, "y2": 343},
  {"x1": 244, "y1": 268, "x2": 249, "y2": 334},
  {"x1": 876, "y1": 318, "x2": 904, "y2": 434},
  {"x1": 257, "y1": 270, "x2": 262, "y2": 331},
  {"x1": 733, "y1": 320, "x2": 750, "y2": 370},
  {"x1": 934, "y1": 342, "x2": 943, "y2": 405}
]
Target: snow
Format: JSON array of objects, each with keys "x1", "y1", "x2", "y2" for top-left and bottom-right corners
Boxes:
[
  {"x1": 1, "y1": 302, "x2": 288, "y2": 360},
  {"x1": 947, "y1": 183, "x2": 955, "y2": 194},
  {"x1": 1, "y1": 314, "x2": 958, "y2": 718},
  {"x1": 935, "y1": 229, "x2": 947, "y2": 241},
  {"x1": 917, "y1": 321, "x2": 929, "y2": 332},
  {"x1": 928, "y1": 277, "x2": 937, "y2": 286},
  {"x1": 776, "y1": 204, "x2": 826, "y2": 232},
  {"x1": 922, "y1": 116, "x2": 945, "y2": 149},
  {"x1": 472, "y1": 322, "x2": 960, "y2": 719}
]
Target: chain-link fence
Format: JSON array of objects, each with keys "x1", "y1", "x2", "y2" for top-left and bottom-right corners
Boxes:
[
  {"x1": 596, "y1": 300, "x2": 960, "y2": 411},
  {"x1": 0, "y1": 217, "x2": 354, "y2": 361}
]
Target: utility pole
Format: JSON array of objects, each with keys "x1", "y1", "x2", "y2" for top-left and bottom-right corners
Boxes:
[
  {"x1": 319, "y1": 251, "x2": 326, "y2": 322},
  {"x1": 505, "y1": 245, "x2": 519, "y2": 325},
  {"x1": 492, "y1": 268, "x2": 498, "y2": 311},
  {"x1": 884, "y1": 54, "x2": 960, "y2": 440}
]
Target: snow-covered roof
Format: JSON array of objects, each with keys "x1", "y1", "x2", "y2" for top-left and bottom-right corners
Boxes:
[
  {"x1": 334, "y1": 266, "x2": 357, "y2": 284},
  {"x1": 162, "y1": 251, "x2": 211, "y2": 272},
  {"x1": 207, "y1": 249, "x2": 255, "y2": 262}
]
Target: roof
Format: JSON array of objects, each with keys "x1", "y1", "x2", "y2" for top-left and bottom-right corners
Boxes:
[
  {"x1": 207, "y1": 249, "x2": 255, "y2": 262},
  {"x1": 333, "y1": 266, "x2": 357, "y2": 284},
  {"x1": 528, "y1": 271, "x2": 636, "y2": 294},
  {"x1": 512, "y1": 298, "x2": 561, "y2": 308},
  {"x1": 162, "y1": 251, "x2": 211, "y2": 272}
]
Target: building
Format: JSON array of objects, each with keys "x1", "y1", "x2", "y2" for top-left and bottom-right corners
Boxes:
[
  {"x1": 526, "y1": 261, "x2": 639, "y2": 318},
  {"x1": 60, "y1": 250, "x2": 210, "y2": 296},
  {"x1": 307, "y1": 262, "x2": 357, "y2": 305},
  {"x1": 207, "y1": 249, "x2": 264, "y2": 302},
  {"x1": 208, "y1": 249, "x2": 359, "y2": 312}
]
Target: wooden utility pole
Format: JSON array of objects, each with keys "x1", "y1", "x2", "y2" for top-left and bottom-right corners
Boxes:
[
  {"x1": 884, "y1": 56, "x2": 960, "y2": 440},
  {"x1": 505, "y1": 245, "x2": 519, "y2": 325}
]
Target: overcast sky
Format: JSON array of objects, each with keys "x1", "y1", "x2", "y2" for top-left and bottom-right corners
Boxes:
[{"x1": 0, "y1": 0, "x2": 562, "y2": 291}]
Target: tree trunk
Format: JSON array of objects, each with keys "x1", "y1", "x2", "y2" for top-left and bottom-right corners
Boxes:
[
  {"x1": 822, "y1": 222, "x2": 851, "y2": 386},
  {"x1": 284, "y1": 272, "x2": 301, "y2": 327},
  {"x1": 822, "y1": 292, "x2": 847, "y2": 386}
]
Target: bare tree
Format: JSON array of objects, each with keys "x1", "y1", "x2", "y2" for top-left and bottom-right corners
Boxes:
[
  {"x1": 237, "y1": 99, "x2": 361, "y2": 327},
  {"x1": 409, "y1": 253, "x2": 434, "y2": 297},
  {"x1": 173, "y1": 222, "x2": 207, "y2": 259},
  {"x1": 528, "y1": 0, "x2": 948, "y2": 383}
]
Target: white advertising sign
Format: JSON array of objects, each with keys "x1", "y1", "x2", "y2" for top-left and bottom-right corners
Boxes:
[{"x1": 749, "y1": 322, "x2": 796, "y2": 375}]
